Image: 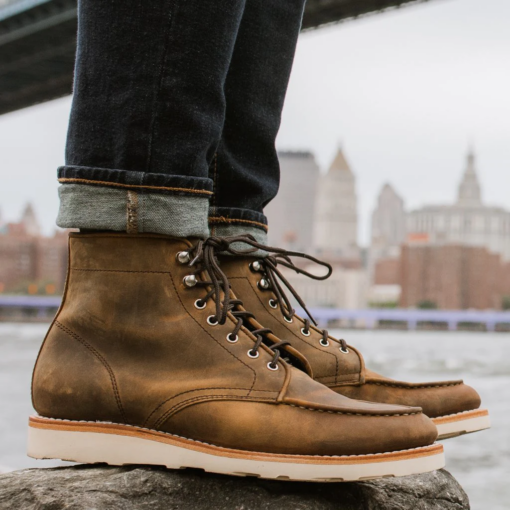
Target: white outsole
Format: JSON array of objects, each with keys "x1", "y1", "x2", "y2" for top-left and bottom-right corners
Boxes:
[
  {"x1": 27, "y1": 417, "x2": 444, "y2": 482},
  {"x1": 433, "y1": 409, "x2": 490, "y2": 440}
]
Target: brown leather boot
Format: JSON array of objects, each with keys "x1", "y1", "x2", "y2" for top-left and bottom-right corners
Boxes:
[
  {"x1": 216, "y1": 236, "x2": 490, "y2": 441},
  {"x1": 29, "y1": 233, "x2": 443, "y2": 481}
]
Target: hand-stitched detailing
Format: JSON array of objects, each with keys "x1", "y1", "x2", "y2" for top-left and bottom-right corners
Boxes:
[
  {"x1": 54, "y1": 321, "x2": 126, "y2": 420},
  {"x1": 285, "y1": 403, "x2": 418, "y2": 417},
  {"x1": 59, "y1": 177, "x2": 213, "y2": 196},
  {"x1": 144, "y1": 386, "x2": 278, "y2": 427},
  {"x1": 156, "y1": 395, "x2": 276, "y2": 428},
  {"x1": 126, "y1": 190, "x2": 139, "y2": 234},
  {"x1": 365, "y1": 381, "x2": 463, "y2": 389}
]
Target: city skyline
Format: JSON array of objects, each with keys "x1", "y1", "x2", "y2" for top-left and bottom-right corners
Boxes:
[{"x1": 1, "y1": 0, "x2": 510, "y2": 243}]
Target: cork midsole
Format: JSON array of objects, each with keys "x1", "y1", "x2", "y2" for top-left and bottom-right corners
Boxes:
[{"x1": 28, "y1": 416, "x2": 445, "y2": 482}]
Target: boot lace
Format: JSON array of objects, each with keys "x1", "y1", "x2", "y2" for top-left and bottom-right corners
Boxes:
[
  {"x1": 208, "y1": 235, "x2": 349, "y2": 353},
  {"x1": 184, "y1": 237, "x2": 290, "y2": 369}
]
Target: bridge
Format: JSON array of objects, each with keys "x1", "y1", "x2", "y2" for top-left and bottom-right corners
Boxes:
[
  {"x1": 0, "y1": 0, "x2": 434, "y2": 116},
  {"x1": 1, "y1": 294, "x2": 509, "y2": 330},
  {"x1": 308, "y1": 307, "x2": 510, "y2": 332}
]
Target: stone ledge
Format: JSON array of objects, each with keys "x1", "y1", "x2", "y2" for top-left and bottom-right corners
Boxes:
[{"x1": 0, "y1": 466, "x2": 469, "y2": 510}]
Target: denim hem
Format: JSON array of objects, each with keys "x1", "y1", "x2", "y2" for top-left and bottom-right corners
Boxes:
[
  {"x1": 211, "y1": 224, "x2": 268, "y2": 256},
  {"x1": 58, "y1": 166, "x2": 214, "y2": 198},
  {"x1": 208, "y1": 206, "x2": 268, "y2": 233},
  {"x1": 56, "y1": 183, "x2": 210, "y2": 238}
]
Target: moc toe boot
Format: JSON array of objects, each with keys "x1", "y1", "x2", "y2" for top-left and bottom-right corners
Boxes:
[
  {"x1": 218, "y1": 249, "x2": 490, "y2": 441},
  {"x1": 29, "y1": 233, "x2": 443, "y2": 481}
]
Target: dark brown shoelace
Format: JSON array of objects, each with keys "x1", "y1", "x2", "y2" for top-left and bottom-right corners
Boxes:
[
  {"x1": 187, "y1": 237, "x2": 290, "y2": 368},
  {"x1": 199, "y1": 235, "x2": 349, "y2": 353}
]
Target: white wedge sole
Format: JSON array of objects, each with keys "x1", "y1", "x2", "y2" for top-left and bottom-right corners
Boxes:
[
  {"x1": 433, "y1": 409, "x2": 490, "y2": 440},
  {"x1": 28, "y1": 416, "x2": 445, "y2": 482}
]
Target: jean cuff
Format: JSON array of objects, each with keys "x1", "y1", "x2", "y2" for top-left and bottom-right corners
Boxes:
[
  {"x1": 57, "y1": 183, "x2": 211, "y2": 238},
  {"x1": 58, "y1": 165, "x2": 214, "y2": 197},
  {"x1": 209, "y1": 208, "x2": 268, "y2": 255},
  {"x1": 209, "y1": 207, "x2": 268, "y2": 235}
]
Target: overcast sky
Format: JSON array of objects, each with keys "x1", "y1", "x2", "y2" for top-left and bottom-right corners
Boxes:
[{"x1": 1, "y1": 0, "x2": 509, "y2": 244}]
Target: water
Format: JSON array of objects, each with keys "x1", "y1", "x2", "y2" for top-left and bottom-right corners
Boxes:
[{"x1": 0, "y1": 324, "x2": 508, "y2": 509}]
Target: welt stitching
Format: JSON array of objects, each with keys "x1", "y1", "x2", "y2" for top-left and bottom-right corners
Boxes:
[
  {"x1": 245, "y1": 277, "x2": 339, "y2": 378},
  {"x1": 166, "y1": 272, "x2": 258, "y2": 395},
  {"x1": 209, "y1": 216, "x2": 269, "y2": 231},
  {"x1": 365, "y1": 381, "x2": 463, "y2": 389},
  {"x1": 144, "y1": 386, "x2": 277, "y2": 428},
  {"x1": 54, "y1": 321, "x2": 126, "y2": 420},
  {"x1": 59, "y1": 178, "x2": 213, "y2": 196},
  {"x1": 156, "y1": 395, "x2": 276, "y2": 428}
]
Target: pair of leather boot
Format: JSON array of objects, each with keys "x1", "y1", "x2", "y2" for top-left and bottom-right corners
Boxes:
[{"x1": 28, "y1": 233, "x2": 488, "y2": 482}]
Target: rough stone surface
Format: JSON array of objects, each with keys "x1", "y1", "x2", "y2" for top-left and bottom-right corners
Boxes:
[{"x1": 0, "y1": 466, "x2": 469, "y2": 510}]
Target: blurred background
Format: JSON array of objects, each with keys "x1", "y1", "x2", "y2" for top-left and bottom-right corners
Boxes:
[{"x1": 0, "y1": 1, "x2": 509, "y2": 509}]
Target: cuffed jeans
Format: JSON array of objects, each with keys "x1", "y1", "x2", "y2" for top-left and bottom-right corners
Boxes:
[{"x1": 57, "y1": 0, "x2": 306, "y2": 242}]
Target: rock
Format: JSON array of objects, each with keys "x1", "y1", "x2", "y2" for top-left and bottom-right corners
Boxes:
[{"x1": 0, "y1": 466, "x2": 469, "y2": 510}]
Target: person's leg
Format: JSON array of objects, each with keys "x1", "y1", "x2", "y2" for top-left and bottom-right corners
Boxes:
[
  {"x1": 209, "y1": 0, "x2": 306, "y2": 243},
  {"x1": 58, "y1": 0, "x2": 247, "y2": 238}
]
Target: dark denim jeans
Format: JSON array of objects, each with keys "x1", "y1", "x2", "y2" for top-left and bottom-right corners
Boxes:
[{"x1": 58, "y1": 0, "x2": 306, "y2": 240}]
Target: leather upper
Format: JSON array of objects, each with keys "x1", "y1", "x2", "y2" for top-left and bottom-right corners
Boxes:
[
  {"x1": 31, "y1": 234, "x2": 437, "y2": 455},
  {"x1": 219, "y1": 255, "x2": 482, "y2": 419}
]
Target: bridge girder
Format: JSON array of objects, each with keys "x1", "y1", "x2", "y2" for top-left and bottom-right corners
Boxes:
[{"x1": 0, "y1": 0, "x2": 432, "y2": 116}]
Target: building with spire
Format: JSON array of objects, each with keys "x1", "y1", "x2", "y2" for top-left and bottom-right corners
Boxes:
[
  {"x1": 312, "y1": 148, "x2": 359, "y2": 259},
  {"x1": 407, "y1": 149, "x2": 510, "y2": 260}
]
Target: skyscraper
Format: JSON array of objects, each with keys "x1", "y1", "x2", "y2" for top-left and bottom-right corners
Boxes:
[
  {"x1": 266, "y1": 151, "x2": 320, "y2": 252},
  {"x1": 312, "y1": 148, "x2": 358, "y2": 258}
]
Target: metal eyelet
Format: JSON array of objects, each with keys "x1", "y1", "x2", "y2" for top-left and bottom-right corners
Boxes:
[
  {"x1": 247, "y1": 349, "x2": 260, "y2": 359},
  {"x1": 250, "y1": 261, "x2": 262, "y2": 272},
  {"x1": 176, "y1": 251, "x2": 191, "y2": 264},
  {"x1": 269, "y1": 299, "x2": 278, "y2": 309},
  {"x1": 227, "y1": 334, "x2": 239, "y2": 343},
  {"x1": 267, "y1": 362, "x2": 279, "y2": 371},
  {"x1": 301, "y1": 328, "x2": 311, "y2": 337},
  {"x1": 340, "y1": 347, "x2": 349, "y2": 354},
  {"x1": 207, "y1": 315, "x2": 219, "y2": 326},
  {"x1": 320, "y1": 339, "x2": 330, "y2": 347},
  {"x1": 194, "y1": 299, "x2": 206, "y2": 310},
  {"x1": 284, "y1": 316, "x2": 293, "y2": 324},
  {"x1": 183, "y1": 275, "x2": 197, "y2": 288},
  {"x1": 258, "y1": 278, "x2": 270, "y2": 290}
]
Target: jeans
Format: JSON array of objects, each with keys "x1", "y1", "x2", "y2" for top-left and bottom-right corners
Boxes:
[{"x1": 57, "y1": 0, "x2": 306, "y2": 241}]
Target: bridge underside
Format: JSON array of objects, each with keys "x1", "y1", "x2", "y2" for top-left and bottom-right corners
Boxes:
[{"x1": 0, "y1": 0, "x2": 431, "y2": 116}]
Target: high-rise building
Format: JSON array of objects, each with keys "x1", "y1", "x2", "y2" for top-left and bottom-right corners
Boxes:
[
  {"x1": 265, "y1": 151, "x2": 320, "y2": 252},
  {"x1": 407, "y1": 150, "x2": 510, "y2": 260},
  {"x1": 312, "y1": 148, "x2": 358, "y2": 258}
]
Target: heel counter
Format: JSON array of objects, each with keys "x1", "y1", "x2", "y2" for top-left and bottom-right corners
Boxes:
[{"x1": 31, "y1": 321, "x2": 124, "y2": 422}]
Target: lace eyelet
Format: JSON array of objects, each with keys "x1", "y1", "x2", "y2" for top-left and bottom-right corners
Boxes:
[
  {"x1": 247, "y1": 349, "x2": 260, "y2": 359},
  {"x1": 320, "y1": 339, "x2": 330, "y2": 347},
  {"x1": 183, "y1": 275, "x2": 197, "y2": 288},
  {"x1": 227, "y1": 334, "x2": 239, "y2": 343},
  {"x1": 250, "y1": 261, "x2": 262, "y2": 272},
  {"x1": 340, "y1": 347, "x2": 349, "y2": 354},
  {"x1": 207, "y1": 315, "x2": 219, "y2": 326},
  {"x1": 194, "y1": 299, "x2": 206, "y2": 310},
  {"x1": 269, "y1": 299, "x2": 278, "y2": 309},
  {"x1": 176, "y1": 251, "x2": 191, "y2": 264},
  {"x1": 284, "y1": 316, "x2": 293, "y2": 324},
  {"x1": 267, "y1": 362, "x2": 279, "y2": 371},
  {"x1": 258, "y1": 278, "x2": 270, "y2": 290},
  {"x1": 301, "y1": 328, "x2": 310, "y2": 337}
]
